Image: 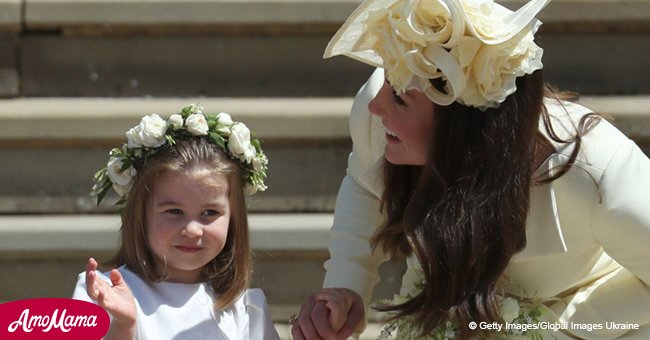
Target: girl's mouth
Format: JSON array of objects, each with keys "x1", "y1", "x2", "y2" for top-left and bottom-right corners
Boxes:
[{"x1": 175, "y1": 246, "x2": 202, "y2": 253}]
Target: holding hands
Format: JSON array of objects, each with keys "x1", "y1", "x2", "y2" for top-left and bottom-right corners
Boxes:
[
  {"x1": 85, "y1": 258, "x2": 137, "y2": 339},
  {"x1": 291, "y1": 288, "x2": 365, "y2": 340}
]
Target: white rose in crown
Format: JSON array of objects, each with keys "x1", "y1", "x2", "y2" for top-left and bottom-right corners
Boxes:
[
  {"x1": 134, "y1": 114, "x2": 168, "y2": 147},
  {"x1": 185, "y1": 113, "x2": 209, "y2": 136},
  {"x1": 106, "y1": 157, "x2": 136, "y2": 187},
  {"x1": 243, "y1": 144, "x2": 256, "y2": 163},
  {"x1": 252, "y1": 154, "x2": 268, "y2": 172},
  {"x1": 126, "y1": 126, "x2": 143, "y2": 148},
  {"x1": 168, "y1": 114, "x2": 184, "y2": 130},
  {"x1": 217, "y1": 112, "x2": 234, "y2": 136},
  {"x1": 112, "y1": 182, "x2": 133, "y2": 197},
  {"x1": 499, "y1": 297, "x2": 520, "y2": 323},
  {"x1": 93, "y1": 104, "x2": 269, "y2": 207},
  {"x1": 228, "y1": 122, "x2": 252, "y2": 157}
]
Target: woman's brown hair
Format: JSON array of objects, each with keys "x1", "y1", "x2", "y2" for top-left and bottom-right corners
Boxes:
[
  {"x1": 372, "y1": 70, "x2": 601, "y2": 338},
  {"x1": 109, "y1": 137, "x2": 252, "y2": 309}
]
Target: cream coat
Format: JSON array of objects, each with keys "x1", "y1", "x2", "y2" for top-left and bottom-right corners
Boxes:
[{"x1": 322, "y1": 69, "x2": 650, "y2": 339}]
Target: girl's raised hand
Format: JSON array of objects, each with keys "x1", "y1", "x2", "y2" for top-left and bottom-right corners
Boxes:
[{"x1": 85, "y1": 258, "x2": 137, "y2": 335}]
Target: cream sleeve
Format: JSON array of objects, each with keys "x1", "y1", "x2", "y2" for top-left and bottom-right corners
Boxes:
[
  {"x1": 322, "y1": 175, "x2": 389, "y2": 305},
  {"x1": 322, "y1": 68, "x2": 390, "y2": 332},
  {"x1": 557, "y1": 139, "x2": 650, "y2": 339},
  {"x1": 322, "y1": 174, "x2": 390, "y2": 334}
]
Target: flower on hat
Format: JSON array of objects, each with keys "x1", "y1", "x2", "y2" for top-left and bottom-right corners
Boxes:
[
  {"x1": 91, "y1": 104, "x2": 268, "y2": 206},
  {"x1": 324, "y1": 0, "x2": 549, "y2": 110}
]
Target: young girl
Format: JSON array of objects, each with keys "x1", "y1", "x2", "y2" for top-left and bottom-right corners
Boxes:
[{"x1": 72, "y1": 104, "x2": 279, "y2": 339}]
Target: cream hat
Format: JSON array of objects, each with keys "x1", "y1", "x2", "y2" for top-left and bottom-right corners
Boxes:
[{"x1": 324, "y1": 0, "x2": 550, "y2": 109}]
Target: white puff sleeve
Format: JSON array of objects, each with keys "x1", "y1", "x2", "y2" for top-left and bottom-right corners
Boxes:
[{"x1": 239, "y1": 289, "x2": 279, "y2": 340}]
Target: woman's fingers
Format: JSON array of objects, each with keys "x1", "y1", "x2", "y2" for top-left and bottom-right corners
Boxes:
[
  {"x1": 312, "y1": 301, "x2": 337, "y2": 338},
  {"x1": 293, "y1": 288, "x2": 364, "y2": 340},
  {"x1": 314, "y1": 288, "x2": 351, "y2": 333},
  {"x1": 297, "y1": 300, "x2": 324, "y2": 340},
  {"x1": 326, "y1": 301, "x2": 347, "y2": 332},
  {"x1": 335, "y1": 298, "x2": 364, "y2": 338}
]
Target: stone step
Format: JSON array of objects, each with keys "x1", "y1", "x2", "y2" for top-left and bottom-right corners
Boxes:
[
  {"x1": 2, "y1": 1, "x2": 650, "y2": 97},
  {"x1": 17, "y1": 0, "x2": 650, "y2": 32},
  {"x1": 0, "y1": 97, "x2": 353, "y2": 213},
  {"x1": 0, "y1": 0, "x2": 20, "y2": 32},
  {"x1": 6, "y1": 33, "x2": 649, "y2": 98},
  {"x1": 0, "y1": 213, "x2": 406, "y2": 323},
  {"x1": 0, "y1": 96, "x2": 649, "y2": 214},
  {"x1": 0, "y1": 97, "x2": 352, "y2": 141}
]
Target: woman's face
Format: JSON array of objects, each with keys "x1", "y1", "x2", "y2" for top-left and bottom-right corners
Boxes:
[{"x1": 368, "y1": 78, "x2": 435, "y2": 166}]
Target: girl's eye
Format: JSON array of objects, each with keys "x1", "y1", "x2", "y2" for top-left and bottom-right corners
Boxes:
[
  {"x1": 201, "y1": 210, "x2": 220, "y2": 217},
  {"x1": 391, "y1": 87, "x2": 407, "y2": 107},
  {"x1": 165, "y1": 209, "x2": 183, "y2": 215}
]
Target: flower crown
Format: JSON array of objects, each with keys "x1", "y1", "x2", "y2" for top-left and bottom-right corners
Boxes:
[
  {"x1": 91, "y1": 104, "x2": 268, "y2": 206},
  {"x1": 324, "y1": 0, "x2": 550, "y2": 110}
]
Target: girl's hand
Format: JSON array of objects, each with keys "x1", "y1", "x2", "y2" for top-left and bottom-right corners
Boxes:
[
  {"x1": 85, "y1": 258, "x2": 137, "y2": 336},
  {"x1": 291, "y1": 288, "x2": 364, "y2": 340}
]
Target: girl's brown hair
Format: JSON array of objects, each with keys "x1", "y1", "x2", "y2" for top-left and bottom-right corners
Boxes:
[
  {"x1": 110, "y1": 137, "x2": 252, "y2": 308},
  {"x1": 372, "y1": 70, "x2": 600, "y2": 338}
]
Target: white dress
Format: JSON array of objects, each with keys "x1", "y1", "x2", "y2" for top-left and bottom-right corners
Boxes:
[{"x1": 72, "y1": 266, "x2": 279, "y2": 340}]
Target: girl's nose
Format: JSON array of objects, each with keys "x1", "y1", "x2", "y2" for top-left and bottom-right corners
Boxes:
[{"x1": 181, "y1": 221, "x2": 203, "y2": 238}]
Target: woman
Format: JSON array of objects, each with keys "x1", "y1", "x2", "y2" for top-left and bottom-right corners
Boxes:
[{"x1": 292, "y1": 0, "x2": 650, "y2": 339}]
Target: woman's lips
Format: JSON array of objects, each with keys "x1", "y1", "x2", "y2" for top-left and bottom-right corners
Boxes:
[{"x1": 385, "y1": 128, "x2": 401, "y2": 143}]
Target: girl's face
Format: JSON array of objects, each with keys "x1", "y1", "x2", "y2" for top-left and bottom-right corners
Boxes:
[
  {"x1": 146, "y1": 169, "x2": 231, "y2": 283},
  {"x1": 368, "y1": 78, "x2": 435, "y2": 165}
]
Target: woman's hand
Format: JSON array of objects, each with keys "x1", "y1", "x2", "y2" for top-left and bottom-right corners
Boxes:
[
  {"x1": 85, "y1": 258, "x2": 136, "y2": 339},
  {"x1": 291, "y1": 288, "x2": 365, "y2": 340}
]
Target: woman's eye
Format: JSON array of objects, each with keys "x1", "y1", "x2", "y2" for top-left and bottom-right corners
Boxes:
[{"x1": 391, "y1": 88, "x2": 407, "y2": 106}]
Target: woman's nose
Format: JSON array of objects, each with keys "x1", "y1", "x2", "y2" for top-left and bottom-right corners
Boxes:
[
  {"x1": 368, "y1": 83, "x2": 390, "y2": 118},
  {"x1": 181, "y1": 221, "x2": 203, "y2": 238}
]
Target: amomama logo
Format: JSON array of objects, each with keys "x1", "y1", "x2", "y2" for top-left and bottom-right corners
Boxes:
[{"x1": 0, "y1": 298, "x2": 110, "y2": 339}]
